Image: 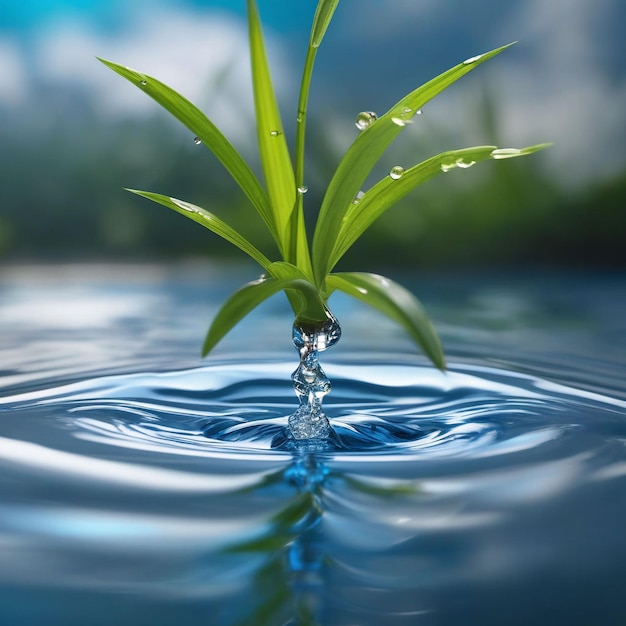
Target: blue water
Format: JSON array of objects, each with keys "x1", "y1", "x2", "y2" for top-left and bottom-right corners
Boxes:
[{"x1": 1, "y1": 264, "x2": 625, "y2": 625}]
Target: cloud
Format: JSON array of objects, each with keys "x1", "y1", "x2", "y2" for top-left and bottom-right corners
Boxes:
[
  {"x1": 2, "y1": 6, "x2": 293, "y2": 143},
  {"x1": 487, "y1": 0, "x2": 626, "y2": 186},
  {"x1": 0, "y1": 38, "x2": 29, "y2": 106}
]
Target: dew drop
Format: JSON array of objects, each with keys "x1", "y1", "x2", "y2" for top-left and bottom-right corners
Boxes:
[
  {"x1": 269, "y1": 130, "x2": 281, "y2": 137},
  {"x1": 171, "y1": 198, "x2": 200, "y2": 214},
  {"x1": 389, "y1": 166, "x2": 405, "y2": 180},
  {"x1": 193, "y1": 137, "x2": 202, "y2": 145},
  {"x1": 491, "y1": 147, "x2": 522, "y2": 159},
  {"x1": 440, "y1": 161, "x2": 456, "y2": 173},
  {"x1": 463, "y1": 54, "x2": 483, "y2": 65},
  {"x1": 297, "y1": 186, "x2": 308, "y2": 195},
  {"x1": 392, "y1": 106, "x2": 419, "y2": 127},
  {"x1": 140, "y1": 79, "x2": 147, "y2": 86},
  {"x1": 455, "y1": 157, "x2": 476, "y2": 169},
  {"x1": 355, "y1": 111, "x2": 378, "y2": 130},
  {"x1": 352, "y1": 190, "x2": 365, "y2": 205}
]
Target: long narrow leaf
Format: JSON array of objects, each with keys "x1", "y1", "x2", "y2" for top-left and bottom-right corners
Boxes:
[
  {"x1": 268, "y1": 261, "x2": 329, "y2": 324},
  {"x1": 127, "y1": 190, "x2": 272, "y2": 270},
  {"x1": 97, "y1": 58, "x2": 276, "y2": 242},
  {"x1": 327, "y1": 272, "x2": 445, "y2": 370},
  {"x1": 291, "y1": 0, "x2": 341, "y2": 279},
  {"x1": 203, "y1": 272, "x2": 325, "y2": 355},
  {"x1": 247, "y1": 0, "x2": 297, "y2": 262},
  {"x1": 312, "y1": 43, "x2": 514, "y2": 283},
  {"x1": 310, "y1": 0, "x2": 341, "y2": 48},
  {"x1": 327, "y1": 143, "x2": 550, "y2": 273},
  {"x1": 203, "y1": 277, "x2": 292, "y2": 355}
]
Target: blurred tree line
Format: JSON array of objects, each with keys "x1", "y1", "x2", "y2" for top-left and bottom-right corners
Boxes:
[{"x1": 0, "y1": 93, "x2": 624, "y2": 269}]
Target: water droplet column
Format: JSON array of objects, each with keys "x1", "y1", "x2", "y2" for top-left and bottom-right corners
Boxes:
[{"x1": 289, "y1": 314, "x2": 341, "y2": 440}]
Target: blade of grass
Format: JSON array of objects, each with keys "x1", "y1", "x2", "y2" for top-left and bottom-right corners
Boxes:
[
  {"x1": 268, "y1": 261, "x2": 329, "y2": 325},
  {"x1": 310, "y1": 0, "x2": 341, "y2": 48},
  {"x1": 327, "y1": 272, "x2": 445, "y2": 370},
  {"x1": 296, "y1": 0, "x2": 341, "y2": 187},
  {"x1": 97, "y1": 57, "x2": 277, "y2": 244},
  {"x1": 290, "y1": 0, "x2": 341, "y2": 281},
  {"x1": 203, "y1": 276, "x2": 291, "y2": 355},
  {"x1": 327, "y1": 143, "x2": 550, "y2": 272},
  {"x1": 202, "y1": 270, "x2": 326, "y2": 355},
  {"x1": 127, "y1": 189, "x2": 272, "y2": 270},
  {"x1": 247, "y1": 0, "x2": 300, "y2": 266},
  {"x1": 312, "y1": 43, "x2": 515, "y2": 283}
]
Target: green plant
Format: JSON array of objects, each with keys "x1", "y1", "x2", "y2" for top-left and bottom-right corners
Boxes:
[{"x1": 99, "y1": 0, "x2": 548, "y2": 370}]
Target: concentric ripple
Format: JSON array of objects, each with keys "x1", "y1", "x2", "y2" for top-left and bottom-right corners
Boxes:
[{"x1": 1, "y1": 360, "x2": 624, "y2": 466}]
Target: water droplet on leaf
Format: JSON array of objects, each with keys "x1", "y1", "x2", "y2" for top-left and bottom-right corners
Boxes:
[
  {"x1": 355, "y1": 111, "x2": 378, "y2": 130},
  {"x1": 389, "y1": 166, "x2": 405, "y2": 180},
  {"x1": 455, "y1": 157, "x2": 476, "y2": 169},
  {"x1": 491, "y1": 148, "x2": 523, "y2": 159},
  {"x1": 171, "y1": 198, "x2": 201, "y2": 215},
  {"x1": 298, "y1": 186, "x2": 308, "y2": 195},
  {"x1": 352, "y1": 190, "x2": 365, "y2": 205},
  {"x1": 269, "y1": 130, "x2": 281, "y2": 137},
  {"x1": 463, "y1": 54, "x2": 483, "y2": 65},
  {"x1": 140, "y1": 79, "x2": 147, "y2": 86},
  {"x1": 392, "y1": 107, "x2": 419, "y2": 127},
  {"x1": 392, "y1": 116, "x2": 412, "y2": 127},
  {"x1": 193, "y1": 137, "x2": 202, "y2": 145},
  {"x1": 440, "y1": 161, "x2": 456, "y2": 173}
]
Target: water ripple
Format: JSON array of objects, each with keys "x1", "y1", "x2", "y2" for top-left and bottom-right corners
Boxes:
[{"x1": 1, "y1": 361, "x2": 623, "y2": 469}]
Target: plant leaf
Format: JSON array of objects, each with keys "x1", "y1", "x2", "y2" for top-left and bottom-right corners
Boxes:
[
  {"x1": 326, "y1": 272, "x2": 445, "y2": 370},
  {"x1": 247, "y1": 0, "x2": 298, "y2": 262},
  {"x1": 97, "y1": 57, "x2": 277, "y2": 243},
  {"x1": 203, "y1": 276, "x2": 287, "y2": 355},
  {"x1": 127, "y1": 189, "x2": 272, "y2": 270},
  {"x1": 202, "y1": 270, "x2": 325, "y2": 356},
  {"x1": 329, "y1": 143, "x2": 551, "y2": 271},
  {"x1": 290, "y1": 0, "x2": 342, "y2": 279},
  {"x1": 268, "y1": 261, "x2": 329, "y2": 325},
  {"x1": 312, "y1": 43, "x2": 514, "y2": 283},
  {"x1": 310, "y1": 0, "x2": 341, "y2": 48}
]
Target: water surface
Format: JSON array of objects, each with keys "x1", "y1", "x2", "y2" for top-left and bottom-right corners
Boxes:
[{"x1": 1, "y1": 263, "x2": 625, "y2": 625}]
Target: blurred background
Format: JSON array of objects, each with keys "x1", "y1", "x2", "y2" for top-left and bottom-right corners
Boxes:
[{"x1": 0, "y1": 0, "x2": 624, "y2": 269}]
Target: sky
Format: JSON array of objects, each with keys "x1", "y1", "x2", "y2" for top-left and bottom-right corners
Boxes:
[{"x1": 1, "y1": 0, "x2": 625, "y2": 188}]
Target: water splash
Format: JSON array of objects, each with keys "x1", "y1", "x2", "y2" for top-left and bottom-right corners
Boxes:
[{"x1": 288, "y1": 314, "x2": 341, "y2": 440}]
